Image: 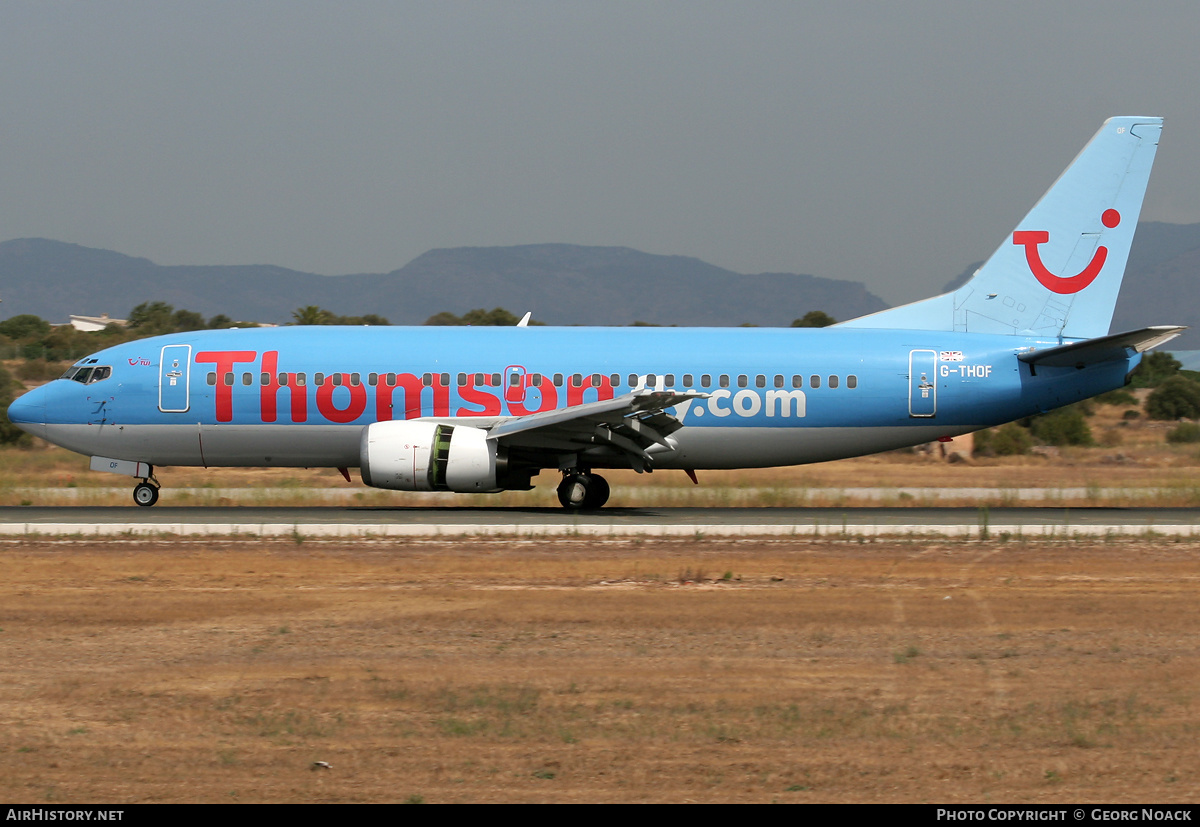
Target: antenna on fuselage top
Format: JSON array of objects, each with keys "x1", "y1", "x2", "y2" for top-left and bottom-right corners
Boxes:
[{"x1": 517, "y1": 311, "x2": 532, "y2": 327}]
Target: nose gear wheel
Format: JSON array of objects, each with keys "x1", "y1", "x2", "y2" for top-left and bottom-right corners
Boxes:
[{"x1": 133, "y1": 482, "x2": 160, "y2": 507}]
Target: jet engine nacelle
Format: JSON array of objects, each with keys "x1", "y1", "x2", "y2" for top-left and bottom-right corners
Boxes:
[{"x1": 359, "y1": 421, "x2": 498, "y2": 493}]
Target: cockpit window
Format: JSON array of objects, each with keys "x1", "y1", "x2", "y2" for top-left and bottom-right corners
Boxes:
[{"x1": 65, "y1": 366, "x2": 112, "y2": 385}]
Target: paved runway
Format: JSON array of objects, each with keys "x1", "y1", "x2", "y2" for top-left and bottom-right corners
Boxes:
[{"x1": 0, "y1": 506, "x2": 1197, "y2": 538}]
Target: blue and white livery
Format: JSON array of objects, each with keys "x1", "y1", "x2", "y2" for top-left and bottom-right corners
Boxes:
[{"x1": 7, "y1": 117, "x2": 1181, "y2": 508}]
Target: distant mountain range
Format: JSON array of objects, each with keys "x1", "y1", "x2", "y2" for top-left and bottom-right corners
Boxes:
[
  {"x1": 1, "y1": 226, "x2": 1198, "y2": 346},
  {"x1": 0, "y1": 240, "x2": 887, "y2": 329}
]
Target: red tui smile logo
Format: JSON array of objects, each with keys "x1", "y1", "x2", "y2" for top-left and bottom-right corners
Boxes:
[{"x1": 1013, "y1": 209, "x2": 1120, "y2": 294}]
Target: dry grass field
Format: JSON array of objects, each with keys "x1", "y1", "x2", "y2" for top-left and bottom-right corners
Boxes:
[
  {"x1": 2, "y1": 388, "x2": 1199, "y2": 802},
  {"x1": 2, "y1": 535, "x2": 1199, "y2": 803}
]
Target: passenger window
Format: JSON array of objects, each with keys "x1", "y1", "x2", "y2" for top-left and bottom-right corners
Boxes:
[
  {"x1": 829, "y1": 375, "x2": 839, "y2": 389},
  {"x1": 719, "y1": 375, "x2": 729, "y2": 388},
  {"x1": 491, "y1": 373, "x2": 501, "y2": 386},
  {"x1": 509, "y1": 373, "x2": 520, "y2": 387},
  {"x1": 847, "y1": 374, "x2": 858, "y2": 389},
  {"x1": 701, "y1": 374, "x2": 711, "y2": 388},
  {"x1": 628, "y1": 374, "x2": 638, "y2": 387},
  {"x1": 279, "y1": 374, "x2": 290, "y2": 386},
  {"x1": 296, "y1": 374, "x2": 307, "y2": 387},
  {"x1": 458, "y1": 373, "x2": 467, "y2": 387},
  {"x1": 792, "y1": 375, "x2": 802, "y2": 388},
  {"x1": 425, "y1": 373, "x2": 434, "y2": 387},
  {"x1": 554, "y1": 374, "x2": 563, "y2": 387},
  {"x1": 223, "y1": 372, "x2": 234, "y2": 386},
  {"x1": 385, "y1": 373, "x2": 396, "y2": 386},
  {"x1": 368, "y1": 373, "x2": 378, "y2": 386},
  {"x1": 332, "y1": 374, "x2": 343, "y2": 386},
  {"x1": 610, "y1": 374, "x2": 620, "y2": 387},
  {"x1": 810, "y1": 375, "x2": 821, "y2": 389},
  {"x1": 261, "y1": 372, "x2": 270, "y2": 385},
  {"x1": 592, "y1": 374, "x2": 603, "y2": 386},
  {"x1": 440, "y1": 373, "x2": 449, "y2": 386},
  {"x1": 774, "y1": 375, "x2": 784, "y2": 388},
  {"x1": 737, "y1": 375, "x2": 748, "y2": 388},
  {"x1": 665, "y1": 374, "x2": 675, "y2": 386},
  {"x1": 532, "y1": 374, "x2": 543, "y2": 387},
  {"x1": 755, "y1": 374, "x2": 766, "y2": 388},
  {"x1": 207, "y1": 372, "x2": 217, "y2": 386},
  {"x1": 683, "y1": 374, "x2": 693, "y2": 387},
  {"x1": 475, "y1": 373, "x2": 485, "y2": 385},
  {"x1": 315, "y1": 373, "x2": 325, "y2": 386}
]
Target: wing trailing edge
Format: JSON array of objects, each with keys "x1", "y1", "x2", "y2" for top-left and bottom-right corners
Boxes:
[{"x1": 487, "y1": 388, "x2": 709, "y2": 472}]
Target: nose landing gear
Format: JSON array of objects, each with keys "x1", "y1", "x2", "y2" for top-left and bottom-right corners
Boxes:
[
  {"x1": 132, "y1": 472, "x2": 161, "y2": 507},
  {"x1": 556, "y1": 470, "x2": 610, "y2": 510}
]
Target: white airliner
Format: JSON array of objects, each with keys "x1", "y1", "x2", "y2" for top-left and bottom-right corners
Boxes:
[{"x1": 6, "y1": 117, "x2": 1182, "y2": 509}]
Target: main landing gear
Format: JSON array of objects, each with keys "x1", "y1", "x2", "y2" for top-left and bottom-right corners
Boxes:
[
  {"x1": 132, "y1": 473, "x2": 161, "y2": 507},
  {"x1": 556, "y1": 470, "x2": 610, "y2": 510}
]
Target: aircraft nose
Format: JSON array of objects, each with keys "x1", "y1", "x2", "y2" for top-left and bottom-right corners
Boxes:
[{"x1": 7, "y1": 385, "x2": 47, "y2": 437}]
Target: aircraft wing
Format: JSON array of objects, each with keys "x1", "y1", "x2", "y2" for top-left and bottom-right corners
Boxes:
[{"x1": 487, "y1": 389, "x2": 708, "y2": 472}]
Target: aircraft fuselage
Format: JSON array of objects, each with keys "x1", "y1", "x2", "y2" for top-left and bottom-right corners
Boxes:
[{"x1": 9, "y1": 325, "x2": 1132, "y2": 471}]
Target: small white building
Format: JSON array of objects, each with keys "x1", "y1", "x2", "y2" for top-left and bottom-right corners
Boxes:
[{"x1": 69, "y1": 314, "x2": 127, "y2": 332}]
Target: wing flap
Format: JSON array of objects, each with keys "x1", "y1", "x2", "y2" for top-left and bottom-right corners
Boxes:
[{"x1": 487, "y1": 389, "x2": 708, "y2": 469}]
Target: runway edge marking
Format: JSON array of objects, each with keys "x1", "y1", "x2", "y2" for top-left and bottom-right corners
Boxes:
[{"x1": 0, "y1": 522, "x2": 1196, "y2": 538}]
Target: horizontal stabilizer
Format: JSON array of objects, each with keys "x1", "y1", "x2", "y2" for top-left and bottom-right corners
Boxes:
[{"x1": 1018, "y1": 325, "x2": 1186, "y2": 368}]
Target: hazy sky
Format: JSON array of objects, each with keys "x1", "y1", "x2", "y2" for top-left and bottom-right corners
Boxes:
[{"x1": 3, "y1": 1, "x2": 1200, "y2": 305}]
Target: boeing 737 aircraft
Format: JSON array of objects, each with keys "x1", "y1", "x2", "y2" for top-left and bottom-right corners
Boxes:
[{"x1": 6, "y1": 117, "x2": 1183, "y2": 509}]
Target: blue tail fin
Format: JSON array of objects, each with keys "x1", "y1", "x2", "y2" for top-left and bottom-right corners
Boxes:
[{"x1": 839, "y1": 117, "x2": 1163, "y2": 339}]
